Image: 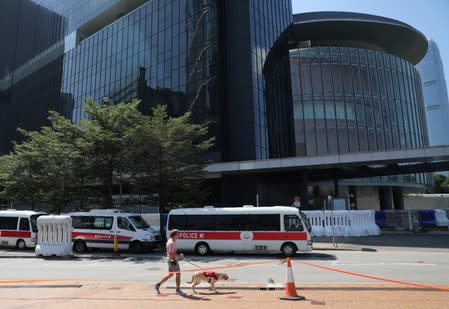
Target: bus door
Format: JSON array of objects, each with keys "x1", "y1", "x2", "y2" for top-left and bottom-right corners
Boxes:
[
  {"x1": 117, "y1": 216, "x2": 135, "y2": 247},
  {"x1": 283, "y1": 214, "x2": 309, "y2": 251}
]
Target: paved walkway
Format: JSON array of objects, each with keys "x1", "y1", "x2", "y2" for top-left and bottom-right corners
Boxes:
[
  {"x1": 0, "y1": 281, "x2": 448, "y2": 309},
  {"x1": 1, "y1": 233, "x2": 449, "y2": 308}
]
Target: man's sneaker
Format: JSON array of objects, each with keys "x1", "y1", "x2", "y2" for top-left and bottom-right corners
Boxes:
[
  {"x1": 175, "y1": 289, "x2": 184, "y2": 296},
  {"x1": 154, "y1": 283, "x2": 160, "y2": 294}
]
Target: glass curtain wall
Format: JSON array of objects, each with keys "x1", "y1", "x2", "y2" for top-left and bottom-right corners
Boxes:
[
  {"x1": 290, "y1": 45, "x2": 430, "y2": 185},
  {"x1": 61, "y1": 0, "x2": 221, "y2": 159},
  {"x1": 291, "y1": 46, "x2": 428, "y2": 156}
]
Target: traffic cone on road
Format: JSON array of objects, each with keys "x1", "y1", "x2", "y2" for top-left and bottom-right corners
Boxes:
[{"x1": 279, "y1": 257, "x2": 305, "y2": 301}]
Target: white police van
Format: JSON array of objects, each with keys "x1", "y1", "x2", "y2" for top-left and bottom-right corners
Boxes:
[{"x1": 68, "y1": 209, "x2": 160, "y2": 253}]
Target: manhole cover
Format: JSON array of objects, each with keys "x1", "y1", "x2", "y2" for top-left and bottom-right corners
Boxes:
[
  {"x1": 311, "y1": 300, "x2": 326, "y2": 305},
  {"x1": 108, "y1": 287, "x2": 123, "y2": 290},
  {"x1": 227, "y1": 296, "x2": 242, "y2": 299}
]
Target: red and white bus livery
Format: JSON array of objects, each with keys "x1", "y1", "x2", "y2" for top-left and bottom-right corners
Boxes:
[
  {"x1": 167, "y1": 206, "x2": 312, "y2": 256},
  {"x1": 68, "y1": 209, "x2": 160, "y2": 253},
  {"x1": 0, "y1": 210, "x2": 46, "y2": 249}
]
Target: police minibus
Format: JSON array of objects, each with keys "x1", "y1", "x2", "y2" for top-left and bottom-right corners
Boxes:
[
  {"x1": 0, "y1": 210, "x2": 47, "y2": 249},
  {"x1": 167, "y1": 206, "x2": 312, "y2": 256}
]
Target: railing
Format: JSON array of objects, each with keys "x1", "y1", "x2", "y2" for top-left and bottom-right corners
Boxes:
[{"x1": 304, "y1": 210, "x2": 381, "y2": 237}]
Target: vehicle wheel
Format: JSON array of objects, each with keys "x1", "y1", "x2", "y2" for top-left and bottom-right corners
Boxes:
[
  {"x1": 281, "y1": 243, "x2": 297, "y2": 257},
  {"x1": 73, "y1": 240, "x2": 87, "y2": 253},
  {"x1": 129, "y1": 241, "x2": 143, "y2": 253},
  {"x1": 195, "y1": 242, "x2": 210, "y2": 256},
  {"x1": 16, "y1": 239, "x2": 26, "y2": 250}
]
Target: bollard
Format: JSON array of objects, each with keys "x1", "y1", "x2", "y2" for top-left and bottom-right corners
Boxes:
[{"x1": 113, "y1": 233, "x2": 119, "y2": 255}]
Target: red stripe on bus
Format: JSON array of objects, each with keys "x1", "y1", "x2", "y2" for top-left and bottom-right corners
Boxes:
[
  {"x1": 253, "y1": 232, "x2": 308, "y2": 241},
  {"x1": 178, "y1": 232, "x2": 241, "y2": 240},
  {"x1": 0, "y1": 231, "x2": 32, "y2": 238},
  {"x1": 72, "y1": 232, "x2": 132, "y2": 241},
  {"x1": 177, "y1": 231, "x2": 308, "y2": 241}
]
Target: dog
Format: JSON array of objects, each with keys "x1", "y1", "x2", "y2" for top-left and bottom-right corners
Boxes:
[{"x1": 186, "y1": 271, "x2": 229, "y2": 293}]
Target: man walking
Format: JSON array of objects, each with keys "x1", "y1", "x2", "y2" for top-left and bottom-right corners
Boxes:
[{"x1": 154, "y1": 229, "x2": 184, "y2": 295}]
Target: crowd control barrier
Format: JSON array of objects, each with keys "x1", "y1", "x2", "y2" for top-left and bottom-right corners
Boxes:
[
  {"x1": 140, "y1": 213, "x2": 160, "y2": 231},
  {"x1": 141, "y1": 213, "x2": 169, "y2": 232},
  {"x1": 35, "y1": 215, "x2": 73, "y2": 256},
  {"x1": 418, "y1": 210, "x2": 436, "y2": 227},
  {"x1": 303, "y1": 210, "x2": 380, "y2": 237}
]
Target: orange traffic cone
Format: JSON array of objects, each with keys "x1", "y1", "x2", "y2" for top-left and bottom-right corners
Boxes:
[{"x1": 279, "y1": 257, "x2": 305, "y2": 301}]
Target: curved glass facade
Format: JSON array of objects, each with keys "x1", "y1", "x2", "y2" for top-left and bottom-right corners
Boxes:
[
  {"x1": 290, "y1": 46, "x2": 428, "y2": 156},
  {"x1": 289, "y1": 46, "x2": 431, "y2": 185}
]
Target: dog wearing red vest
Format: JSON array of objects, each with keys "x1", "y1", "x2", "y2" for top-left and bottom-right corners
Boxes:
[{"x1": 186, "y1": 271, "x2": 229, "y2": 293}]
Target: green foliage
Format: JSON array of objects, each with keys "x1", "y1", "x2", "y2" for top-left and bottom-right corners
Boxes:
[
  {"x1": 126, "y1": 105, "x2": 214, "y2": 210},
  {"x1": 428, "y1": 174, "x2": 449, "y2": 193},
  {"x1": 0, "y1": 98, "x2": 213, "y2": 212}
]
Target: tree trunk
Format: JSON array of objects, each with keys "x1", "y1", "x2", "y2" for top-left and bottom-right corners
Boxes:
[{"x1": 103, "y1": 159, "x2": 113, "y2": 208}]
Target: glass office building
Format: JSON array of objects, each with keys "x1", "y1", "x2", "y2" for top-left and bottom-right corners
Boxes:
[
  {"x1": 262, "y1": 12, "x2": 432, "y2": 209},
  {"x1": 0, "y1": 0, "x2": 292, "y2": 162},
  {"x1": 1, "y1": 4, "x2": 436, "y2": 209},
  {"x1": 417, "y1": 40, "x2": 449, "y2": 148}
]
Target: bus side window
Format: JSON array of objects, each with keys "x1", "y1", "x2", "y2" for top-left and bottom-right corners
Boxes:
[
  {"x1": 19, "y1": 218, "x2": 30, "y2": 231},
  {"x1": 284, "y1": 215, "x2": 304, "y2": 232}
]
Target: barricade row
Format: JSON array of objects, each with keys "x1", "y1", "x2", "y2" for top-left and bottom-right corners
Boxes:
[
  {"x1": 303, "y1": 210, "x2": 380, "y2": 237},
  {"x1": 143, "y1": 211, "x2": 380, "y2": 237},
  {"x1": 375, "y1": 209, "x2": 449, "y2": 231}
]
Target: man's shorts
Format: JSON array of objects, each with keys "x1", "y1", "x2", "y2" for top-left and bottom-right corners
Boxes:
[{"x1": 168, "y1": 259, "x2": 180, "y2": 272}]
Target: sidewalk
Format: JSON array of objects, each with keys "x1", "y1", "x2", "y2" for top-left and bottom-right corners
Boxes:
[
  {"x1": 0, "y1": 280, "x2": 447, "y2": 309},
  {"x1": 312, "y1": 232, "x2": 449, "y2": 252}
]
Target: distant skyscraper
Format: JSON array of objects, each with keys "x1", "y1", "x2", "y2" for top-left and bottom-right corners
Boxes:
[{"x1": 417, "y1": 40, "x2": 449, "y2": 146}]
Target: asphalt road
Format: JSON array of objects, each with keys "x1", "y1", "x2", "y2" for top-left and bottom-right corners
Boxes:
[{"x1": 1, "y1": 248, "x2": 449, "y2": 287}]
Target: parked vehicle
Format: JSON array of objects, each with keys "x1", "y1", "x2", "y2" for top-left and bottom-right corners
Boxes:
[
  {"x1": 167, "y1": 206, "x2": 313, "y2": 256},
  {"x1": 68, "y1": 209, "x2": 160, "y2": 253},
  {"x1": 0, "y1": 210, "x2": 46, "y2": 249}
]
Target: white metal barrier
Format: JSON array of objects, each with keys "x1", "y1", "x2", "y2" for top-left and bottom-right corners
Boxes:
[
  {"x1": 435, "y1": 209, "x2": 449, "y2": 227},
  {"x1": 141, "y1": 214, "x2": 160, "y2": 231},
  {"x1": 304, "y1": 210, "x2": 380, "y2": 237},
  {"x1": 35, "y1": 215, "x2": 73, "y2": 256}
]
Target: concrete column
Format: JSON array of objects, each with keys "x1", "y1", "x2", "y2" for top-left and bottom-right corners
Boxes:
[
  {"x1": 392, "y1": 187, "x2": 404, "y2": 210},
  {"x1": 299, "y1": 173, "x2": 309, "y2": 210},
  {"x1": 379, "y1": 186, "x2": 393, "y2": 210}
]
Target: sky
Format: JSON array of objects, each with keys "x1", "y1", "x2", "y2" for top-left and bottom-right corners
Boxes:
[{"x1": 291, "y1": 0, "x2": 449, "y2": 92}]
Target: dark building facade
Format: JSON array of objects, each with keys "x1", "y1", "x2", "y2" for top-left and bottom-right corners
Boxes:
[
  {"x1": 0, "y1": 0, "x2": 292, "y2": 164},
  {"x1": 1, "y1": 3, "x2": 434, "y2": 210}
]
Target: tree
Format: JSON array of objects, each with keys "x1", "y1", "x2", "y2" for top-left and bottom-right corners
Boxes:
[
  {"x1": 0, "y1": 112, "x2": 83, "y2": 213},
  {"x1": 127, "y1": 105, "x2": 214, "y2": 210},
  {"x1": 0, "y1": 99, "x2": 213, "y2": 213},
  {"x1": 427, "y1": 174, "x2": 449, "y2": 193},
  {"x1": 81, "y1": 98, "x2": 143, "y2": 208}
]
